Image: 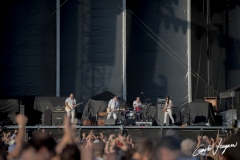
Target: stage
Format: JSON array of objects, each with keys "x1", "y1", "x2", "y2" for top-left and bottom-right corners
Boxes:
[{"x1": 5, "y1": 125, "x2": 235, "y2": 142}]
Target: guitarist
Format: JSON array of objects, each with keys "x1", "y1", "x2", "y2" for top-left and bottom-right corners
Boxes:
[
  {"x1": 107, "y1": 96, "x2": 119, "y2": 120},
  {"x1": 65, "y1": 93, "x2": 77, "y2": 123},
  {"x1": 163, "y1": 95, "x2": 174, "y2": 126}
]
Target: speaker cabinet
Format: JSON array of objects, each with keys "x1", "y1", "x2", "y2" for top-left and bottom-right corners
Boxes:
[
  {"x1": 125, "y1": 119, "x2": 136, "y2": 126},
  {"x1": 104, "y1": 119, "x2": 116, "y2": 126},
  {"x1": 236, "y1": 93, "x2": 240, "y2": 120},
  {"x1": 44, "y1": 110, "x2": 52, "y2": 126},
  {"x1": 156, "y1": 104, "x2": 169, "y2": 126},
  {"x1": 52, "y1": 112, "x2": 65, "y2": 126}
]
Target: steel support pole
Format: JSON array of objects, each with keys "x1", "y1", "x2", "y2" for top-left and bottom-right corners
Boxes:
[
  {"x1": 187, "y1": 0, "x2": 192, "y2": 102},
  {"x1": 122, "y1": 0, "x2": 127, "y2": 100},
  {"x1": 56, "y1": 0, "x2": 60, "y2": 97}
]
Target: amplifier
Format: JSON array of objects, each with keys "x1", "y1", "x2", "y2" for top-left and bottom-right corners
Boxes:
[
  {"x1": 52, "y1": 112, "x2": 65, "y2": 126},
  {"x1": 156, "y1": 104, "x2": 169, "y2": 126},
  {"x1": 52, "y1": 107, "x2": 65, "y2": 112},
  {"x1": 156, "y1": 98, "x2": 165, "y2": 104}
]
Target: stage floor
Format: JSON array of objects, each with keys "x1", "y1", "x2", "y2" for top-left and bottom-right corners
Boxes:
[{"x1": 5, "y1": 125, "x2": 234, "y2": 141}]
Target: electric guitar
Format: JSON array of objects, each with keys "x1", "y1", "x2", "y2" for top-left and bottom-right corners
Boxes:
[
  {"x1": 163, "y1": 105, "x2": 167, "y2": 112},
  {"x1": 65, "y1": 102, "x2": 83, "y2": 112},
  {"x1": 163, "y1": 103, "x2": 173, "y2": 112},
  {"x1": 107, "y1": 108, "x2": 125, "y2": 114}
]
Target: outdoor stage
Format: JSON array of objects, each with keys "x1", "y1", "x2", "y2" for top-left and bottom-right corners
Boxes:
[{"x1": 5, "y1": 125, "x2": 235, "y2": 141}]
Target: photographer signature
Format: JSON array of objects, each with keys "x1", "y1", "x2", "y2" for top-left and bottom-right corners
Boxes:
[{"x1": 193, "y1": 138, "x2": 238, "y2": 156}]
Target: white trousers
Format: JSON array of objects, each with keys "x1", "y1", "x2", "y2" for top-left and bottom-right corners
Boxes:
[
  {"x1": 107, "y1": 112, "x2": 117, "y2": 119},
  {"x1": 66, "y1": 110, "x2": 75, "y2": 123},
  {"x1": 164, "y1": 108, "x2": 174, "y2": 124}
]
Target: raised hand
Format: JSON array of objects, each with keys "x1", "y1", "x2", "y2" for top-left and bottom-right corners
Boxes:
[
  {"x1": 108, "y1": 134, "x2": 115, "y2": 141},
  {"x1": 15, "y1": 114, "x2": 28, "y2": 126}
]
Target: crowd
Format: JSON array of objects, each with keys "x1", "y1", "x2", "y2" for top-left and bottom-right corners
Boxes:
[{"x1": 0, "y1": 114, "x2": 240, "y2": 160}]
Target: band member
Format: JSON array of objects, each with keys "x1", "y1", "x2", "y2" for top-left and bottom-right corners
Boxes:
[
  {"x1": 133, "y1": 97, "x2": 142, "y2": 121},
  {"x1": 107, "y1": 96, "x2": 119, "y2": 119},
  {"x1": 65, "y1": 93, "x2": 76, "y2": 123},
  {"x1": 133, "y1": 97, "x2": 142, "y2": 110},
  {"x1": 163, "y1": 95, "x2": 174, "y2": 126}
]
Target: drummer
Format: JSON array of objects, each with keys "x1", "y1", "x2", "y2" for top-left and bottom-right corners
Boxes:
[{"x1": 133, "y1": 97, "x2": 142, "y2": 111}]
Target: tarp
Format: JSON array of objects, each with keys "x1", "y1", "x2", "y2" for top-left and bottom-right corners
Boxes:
[
  {"x1": 220, "y1": 109, "x2": 237, "y2": 127},
  {"x1": 177, "y1": 99, "x2": 216, "y2": 125},
  {"x1": 34, "y1": 97, "x2": 68, "y2": 112},
  {"x1": 0, "y1": 99, "x2": 19, "y2": 120},
  {"x1": 0, "y1": 99, "x2": 19, "y2": 114},
  {"x1": 82, "y1": 91, "x2": 126, "y2": 118}
]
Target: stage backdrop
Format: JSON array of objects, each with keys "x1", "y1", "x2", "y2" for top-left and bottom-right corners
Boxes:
[
  {"x1": 60, "y1": 0, "x2": 123, "y2": 101},
  {"x1": 126, "y1": 0, "x2": 189, "y2": 106},
  {"x1": 0, "y1": 0, "x2": 56, "y2": 96}
]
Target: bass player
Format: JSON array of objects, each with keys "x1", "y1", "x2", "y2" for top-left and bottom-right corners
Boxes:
[{"x1": 65, "y1": 93, "x2": 77, "y2": 123}]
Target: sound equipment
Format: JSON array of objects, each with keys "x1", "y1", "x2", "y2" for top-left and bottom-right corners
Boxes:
[
  {"x1": 44, "y1": 110, "x2": 52, "y2": 126},
  {"x1": 52, "y1": 107, "x2": 65, "y2": 112},
  {"x1": 20, "y1": 105, "x2": 25, "y2": 115},
  {"x1": 214, "y1": 115, "x2": 222, "y2": 126},
  {"x1": 156, "y1": 98, "x2": 165, "y2": 104},
  {"x1": 125, "y1": 119, "x2": 136, "y2": 126},
  {"x1": 236, "y1": 93, "x2": 240, "y2": 120},
  {"x1": 52, "y1": 112, "x2": 65, "y2": 126},
  {"x1": 97, "y1": 119, "x2": 105, "y2": 126},
  {"x1": 136, "y1": 121, "x2": 152, "y2": 126},
  {"x1": 104, "y1": 119, "x2": 116, "y2": 126},
  {"x1": 83, "y1": 117, "x2": 96, "y2": 126},
  {"x1": 156, "y1": 104, "x2": 169, "y2": 126}
]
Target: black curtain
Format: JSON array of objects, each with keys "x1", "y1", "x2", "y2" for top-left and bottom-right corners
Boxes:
[{"x1": 0, "y1": 0, "x2": 56, "y2": 96}]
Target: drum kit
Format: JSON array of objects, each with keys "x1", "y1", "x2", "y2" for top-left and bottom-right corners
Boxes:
[{"x1": 119, "y1": 103, "x2": 152, "y2": 122}]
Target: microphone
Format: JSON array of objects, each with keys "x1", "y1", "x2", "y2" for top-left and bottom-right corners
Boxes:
[
  {"x1": 141, "y1": 92, "x2": 143, "y2": 94},
  {"x1": 83, "y1": 97, "x2": 86, "y2": 99}
]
